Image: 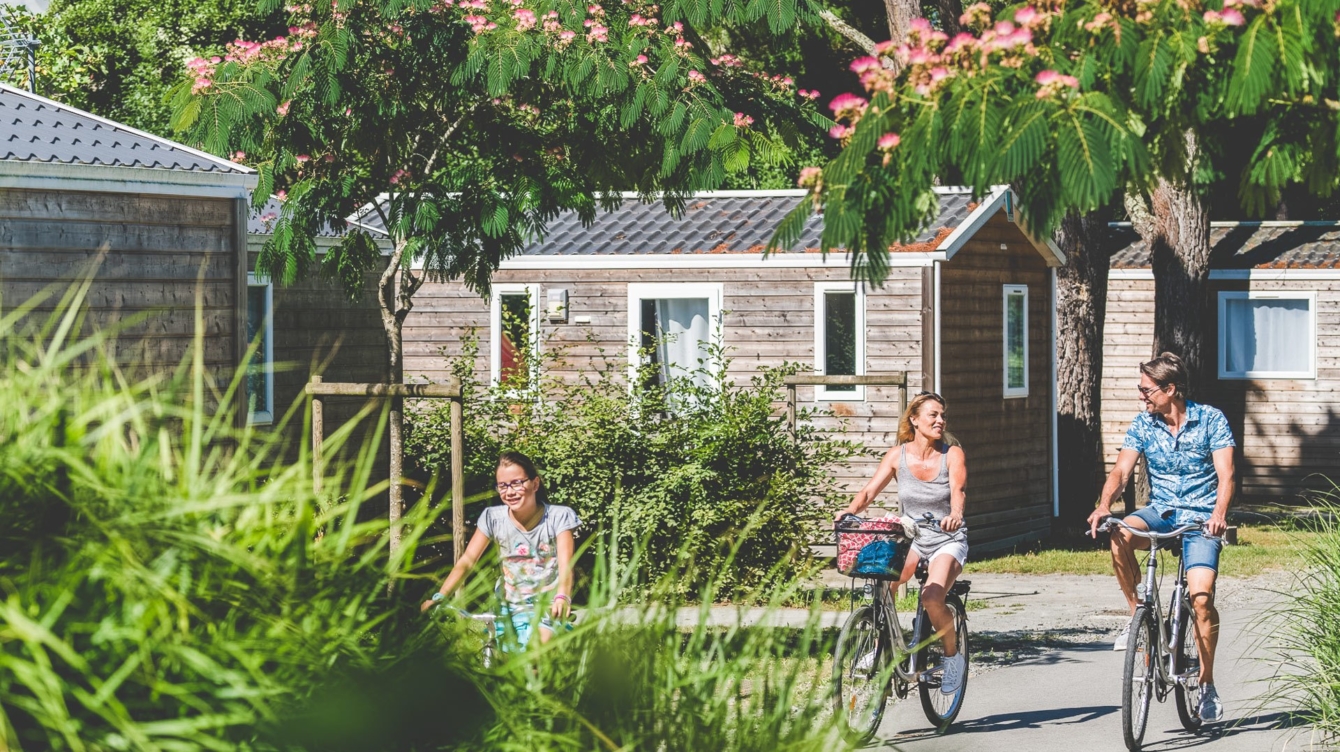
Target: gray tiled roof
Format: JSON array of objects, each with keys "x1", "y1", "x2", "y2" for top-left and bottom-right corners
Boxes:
[
  {"x1": 1109, "y1": 222, "x2": 1340, "y2": 269},
  {"x1": 247, "y1": 196, "x2": 388, "y2": 238},
  {"x1": 352, "y1": 189, "x2": 980, "y2": 254},
  {"x1": 0, "y1": 84, "x2": 249, "y2": 174}
]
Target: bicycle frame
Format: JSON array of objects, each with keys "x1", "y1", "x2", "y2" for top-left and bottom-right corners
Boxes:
[
  {"x1": 860, "y1": 565, "x2": 953, "y2": 691},
  {"x1": 1118, "y1": 519, "x2": 1205, "y2": 700}
]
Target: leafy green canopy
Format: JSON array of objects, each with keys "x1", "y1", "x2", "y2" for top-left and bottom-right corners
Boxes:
[
  {"x1": 170, "y1": 0, "x2": 826, "y2": 297},
  {"x1": 771, "y1": 1, "x2": 1340, "y2": 284}
]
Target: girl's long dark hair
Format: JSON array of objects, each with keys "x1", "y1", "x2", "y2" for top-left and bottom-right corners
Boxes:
[{"x1": 497, "y1": 451, "x2": 549, "y2": 504}]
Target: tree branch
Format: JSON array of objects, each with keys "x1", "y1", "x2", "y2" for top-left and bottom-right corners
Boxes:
[{"x1": 818, "y1": 8, "x2": 900, "y2": 71}]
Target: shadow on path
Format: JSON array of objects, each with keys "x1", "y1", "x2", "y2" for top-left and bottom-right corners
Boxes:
[
  {"x1": 1140, "y1": 711, "x2": 1312, "y2": 751},
  {"x1": 890, "y1": 704, "x2": 1119, "y2": 742}
]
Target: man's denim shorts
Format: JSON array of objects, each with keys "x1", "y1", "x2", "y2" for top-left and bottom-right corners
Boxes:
[{"x1": 1128, "y1": 506, "x2": 1222, "y2": 573}]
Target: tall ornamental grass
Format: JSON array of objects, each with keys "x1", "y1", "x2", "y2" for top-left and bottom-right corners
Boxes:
[
  {"x1": 0, "y1": 290, "x2": 847, "y2": 750},
  {"x1": 1271, "y1": 493, "x2": 1340, "y2": 743}
]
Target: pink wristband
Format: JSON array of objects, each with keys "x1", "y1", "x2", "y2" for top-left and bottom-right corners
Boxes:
[{"x1": 553, "y1": 593, "x2": 570, "y2": 602}]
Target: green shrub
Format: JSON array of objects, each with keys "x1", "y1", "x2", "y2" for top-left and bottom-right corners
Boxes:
[{"x1": 406, "y1": 335, "x2": 863, "y2": 596}]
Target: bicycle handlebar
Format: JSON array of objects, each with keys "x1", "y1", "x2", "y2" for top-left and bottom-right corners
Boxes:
[
  {"x1": 1097, "y1": 516, "x2": 1219, "y2": 541},
  {"x1": 834, "y1": 512, "x2": 945, "y2": 534}
]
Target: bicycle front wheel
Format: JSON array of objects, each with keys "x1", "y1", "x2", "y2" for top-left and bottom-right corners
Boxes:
[
  {"x1": 1121, "y1": 608, "x2": 1157, "y2": 751},
  {"x1": 833, "y1": 605, "x2": 892, "y2": 743},
  {"x1": 1173, "y1": 603, "x2": 1203, "y2": 731},
  {"x1": 915, "y1": 594, "x2": 969, "y2": 732}
]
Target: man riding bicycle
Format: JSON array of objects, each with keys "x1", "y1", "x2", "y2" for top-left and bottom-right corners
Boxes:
[{"x1": 1087, "y1": 352, "x2": 1236, "y2": 723}]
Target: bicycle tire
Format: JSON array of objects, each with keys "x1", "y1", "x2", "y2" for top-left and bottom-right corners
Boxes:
[
  {"x1": 1121, "y1": 608, "x2": 1157, "y2": 751},
  {"x1": 1173, "y1": 603, "x2": 1203, "y2": 731},
  {"x1": 833, "y1": 605, "x2": 892, "y2": 743},
  {"x1": 914, "y1": 593, "x2": 968, "y2": 732}
]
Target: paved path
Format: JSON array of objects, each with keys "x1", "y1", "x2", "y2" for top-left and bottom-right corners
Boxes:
[{"x1": 870, "y1": 572, "x2": 1321, "y2": 751}]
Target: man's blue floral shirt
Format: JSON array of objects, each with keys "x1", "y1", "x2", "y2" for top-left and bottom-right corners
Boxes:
[{"x1": 1122, "y1": 401, "x2": 1235, "y2": 523}]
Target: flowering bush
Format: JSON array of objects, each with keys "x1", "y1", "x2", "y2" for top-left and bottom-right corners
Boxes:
[{"x1": 406, "y1": 336, "x2": 863, "y2": 596}]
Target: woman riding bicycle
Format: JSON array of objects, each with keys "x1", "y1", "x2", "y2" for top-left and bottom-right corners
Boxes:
[
  {"x1": 422, "y1": 451, "x2": 580, "y2": 648},
  {"x1": 837, "y1": 391, "x2": 968, "y2": 696}
]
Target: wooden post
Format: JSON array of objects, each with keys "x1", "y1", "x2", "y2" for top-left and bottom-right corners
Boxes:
[
  {"x1": 786, "y1": 382, "x2": 797, "y2": 436},
  {"x1": 450, "y1": 392, "x2": 465, "y2": 563},
  {"x1": 311, "y1": 375, "x2": 323, "y2": 496}
]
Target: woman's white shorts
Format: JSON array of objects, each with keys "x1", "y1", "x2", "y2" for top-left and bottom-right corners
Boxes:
[{"x1": 912, "y1": 536, "x2": 969, "y2": 568}]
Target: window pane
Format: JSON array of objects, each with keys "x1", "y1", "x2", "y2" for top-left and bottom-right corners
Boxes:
[
  {"x1": 1006, "y1": 290, "x2": 1026, "y2": 390},
  {"x1": 653, "y1": 297, "x2": 711, "y2": 391},
  {"x1": 499, "y1": 293, "x2": 531, "y2": 386},
  {"x1": 1223, "y1": 297, "x2": 1310, "y2": 374},
  {"x1": 824, "y1": 291, "x2": 857, "y2": 392},
  {"x1": 246, "y1": 285, "x2": 269, "y2": 415}
]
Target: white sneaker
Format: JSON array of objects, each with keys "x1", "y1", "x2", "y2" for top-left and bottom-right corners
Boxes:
[
  {"x1": 1113, "y1": 622, "x2": 1131, "y2": 651},
  {"x1": 855, "y1": 649, "x2": 876, "y2": 672},
  {"x1": 1198, "y1": 683, "x2": 1223, "y2": 722},
  {"x1": 939, "y1": 653, "x2": 966, "y2": 695}
]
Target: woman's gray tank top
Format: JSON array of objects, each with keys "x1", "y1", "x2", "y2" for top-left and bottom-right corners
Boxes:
[{"x1": 898, "y1": 445, "x2": 966, "y2": 545}]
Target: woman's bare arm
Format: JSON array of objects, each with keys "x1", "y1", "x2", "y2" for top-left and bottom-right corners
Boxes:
[
  {"x1": 941, "y1": 445, "x2": 967, "y2": 532},
  {"x1": 840, "y1": 445, "x2": 901, "y2": 520}
]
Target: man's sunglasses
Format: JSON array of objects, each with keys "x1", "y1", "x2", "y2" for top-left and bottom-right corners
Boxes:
[{"x1": 1137, "y1": 384, "x2": 1170, "y2": 397}]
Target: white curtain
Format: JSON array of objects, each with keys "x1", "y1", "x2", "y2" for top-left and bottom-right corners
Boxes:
[
  {"x1": 654, "y1": 298, "x2": 711, "y2": 390},
  {"x1": 1224, "y1": 297, "x2": 1310, "y2": 374}
]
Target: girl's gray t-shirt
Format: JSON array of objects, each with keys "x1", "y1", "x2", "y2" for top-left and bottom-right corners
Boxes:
[{"x1": 478, "y1": 504, "x2": 580, "y2": 611}]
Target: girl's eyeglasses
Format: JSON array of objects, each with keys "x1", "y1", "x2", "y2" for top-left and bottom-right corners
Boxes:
[{"x1": 495, "y1": 478, "x2": 532, "y2": 494}]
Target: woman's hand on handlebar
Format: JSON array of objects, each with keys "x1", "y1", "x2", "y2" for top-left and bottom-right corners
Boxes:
[
  {"x1": 940, "y1": 514, "x2": 964, "y2": 533},
  {"x1": 836, "y1": 493, "x2": 868, "y2": 523}
]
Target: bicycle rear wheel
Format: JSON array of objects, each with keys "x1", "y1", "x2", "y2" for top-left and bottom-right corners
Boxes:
[
  {"x1": 1173, "y1": 603, "x2": 1203, "y2": 731},
  {"x1": 915, "y1": 594, "x2": 968, "y2": 732},
  {"x1": 833, "y1": 605, "x2": 892, "y2": 743},
  {"x1": 1121, "y1": 608, "x2": 1157, "y2": 751}
]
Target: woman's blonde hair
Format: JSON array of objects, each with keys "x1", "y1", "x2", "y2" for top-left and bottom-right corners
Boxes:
[
  {"x1": 897, "y1": 392, "x2": 955, "y2": 446},
  {"x1": 1140, "y1": 352, "x2": 1188, "y2": 400}
]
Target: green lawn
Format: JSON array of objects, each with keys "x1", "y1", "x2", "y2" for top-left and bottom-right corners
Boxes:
[{"x1": 964, "y1": 524, "x2": 1320, "y2": 576}]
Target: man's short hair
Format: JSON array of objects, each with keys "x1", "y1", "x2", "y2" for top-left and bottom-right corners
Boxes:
[{"x1": 1140, "y1": 352, "x2": 1188, "y2": 400}]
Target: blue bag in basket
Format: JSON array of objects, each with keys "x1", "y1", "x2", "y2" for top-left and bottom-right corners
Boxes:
[{"x1": 852, "y1": 539, "x2": 902, "y2": 577}]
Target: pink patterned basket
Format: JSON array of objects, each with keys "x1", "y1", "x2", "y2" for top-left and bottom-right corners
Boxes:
[{"x1": 835, "y1": 517, "x2": 907, "y2": 578}]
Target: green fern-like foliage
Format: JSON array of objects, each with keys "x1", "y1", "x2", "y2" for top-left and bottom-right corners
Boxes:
[
  {"x1": 776, "y1": 0, "x2": 1340, "y2": 285},
  {"x1": 170, "y1": 0, "x2": 821, "y2": 302}
]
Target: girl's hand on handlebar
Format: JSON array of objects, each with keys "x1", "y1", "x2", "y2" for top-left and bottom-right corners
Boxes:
[
  {"x1": 940, "y1": 514, "x2": 963, "y2": 533},
  {"x1": 420, "y1": 599, "x2": 437, "y2": 613},
  {"x1": 550, "y1": 594, "x2": 571, "y2": 621}
]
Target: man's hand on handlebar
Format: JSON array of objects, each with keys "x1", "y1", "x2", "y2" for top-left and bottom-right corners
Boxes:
[
  {"x1": 1203, "y1": 512, "x2": 1227, "y2": 538},
  {"x1": 1086, "y1": 506, "x2": 1112, "y2": 539}
]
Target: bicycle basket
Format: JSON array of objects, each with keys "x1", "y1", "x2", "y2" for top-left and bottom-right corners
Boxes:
[{"x1": 836, "y1": 518, "x2": 909, "y2": 579}]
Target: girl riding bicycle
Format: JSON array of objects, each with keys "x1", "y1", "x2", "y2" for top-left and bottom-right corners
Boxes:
[
  {"x1": 837, "y1": 391, "x2": 969, "y2": 695},
  {"x1": 422, "y1": 451, "x2": 580, "y2": 648}
]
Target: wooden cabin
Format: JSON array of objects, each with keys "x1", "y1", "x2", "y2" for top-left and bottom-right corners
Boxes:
[
  {"x1": 1103, "y1": 222, "x2": 1340, "y2": 504},
  {"x1": 403, "y1": 188, "x2": 1067, "y2": 551},
  {"x1": 0, "y1": 83, "x2": 383, "y2": 434}
]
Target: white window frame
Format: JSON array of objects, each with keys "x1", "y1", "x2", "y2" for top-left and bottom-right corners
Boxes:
[
  {"x1": 814, "y1": 282, "x2": 866, "y2": 401},
  {"x1": 246, "y1": 273, "x2": 275, "y2": 425},
  {"x1": 1217, "y1": 290, "x2": 1317, "y2": 380},
  {"x1": 1002, "y1": 284, "x2": 1029, "y2": 398},
  {"x1": 489, "y1": 283, "x2": 541, "y2": 386},
  {"x1": 626, "y1": 282, "x2": 724, "y2": 384}
]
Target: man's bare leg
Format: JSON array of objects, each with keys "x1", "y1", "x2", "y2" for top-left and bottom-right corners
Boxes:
[
  {"x1": 1110, "y1": 516, "x2": 1152, "y2": 614},
  {"x1": 1186, "y1": 567, "x2": 1219, "y2": 684}
]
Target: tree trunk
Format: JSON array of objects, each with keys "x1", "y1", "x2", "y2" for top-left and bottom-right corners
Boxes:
[
  {"x1": 1053, "y1": 209, "x2": 1111, "y2": 529},
  {"x1": 927, "y1": 0, "x2": 963, "y2": 35},
  {"x1": 379, "y1": 241, "x2": 410, "y2": 556},
  {"x1": 1147, "y1": 178, "x2": 1212, "y2": 397},
  {"x1": 883, "y1": 0, "x2": 919, "y2": 45}
]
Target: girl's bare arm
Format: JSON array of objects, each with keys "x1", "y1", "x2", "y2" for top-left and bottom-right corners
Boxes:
[{"x1": 421, "y1": 528, "x2": 490, "y2": 611}]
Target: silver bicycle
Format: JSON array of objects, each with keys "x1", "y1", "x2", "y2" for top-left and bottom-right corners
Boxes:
[
  {"x1": 832, "y1": 513, "x2": 971, "y2": 741},
  {"x1": 1098, "y1": 516, "x2": 1214, "y2": 751}
]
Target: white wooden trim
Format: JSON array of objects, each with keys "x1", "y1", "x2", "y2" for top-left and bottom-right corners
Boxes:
[
  {"x1": 1003, "y1": 284, "x2": 1029, "y2": 398},
  {"x1": 1111, "y1": 269, "x2": 1340, "y2": 281},
  {"x1": 499, "y1": 253, "x2": 941, "y2": 270},
  {"x1": 0, "y1": 83, "x2": 255, "y2": 175},
  {"x1": 490, "y1": 284, "x2": 541, "y2": 386},
  {"x1": 938, "y1": 186, "x2": 1010, "y2": 260},
  {"x1": 245, "y1": 273, "x2": 275, "y2": 426},
  {"x1": 248, "y1": 235, "x2": 395, "y2": 256},
  {"x1": 626, "y1": 282, "x2": 724, "y2": 385},
  {"x1": 813, "y1": 282, "x2": 866, "y2": 401},
  {"x1": 1216, "y1": 290, "x2": 1317, "y2": 380},
  {"x1": 933, "y1": 260, "x2": 942, "y2": 393},
  {"x1": 0, "y1": 162, "x2": 256, "y2": 198},
  {"x1": 1050, "y1": 269, "x2": 1059, "y2": 517}
]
